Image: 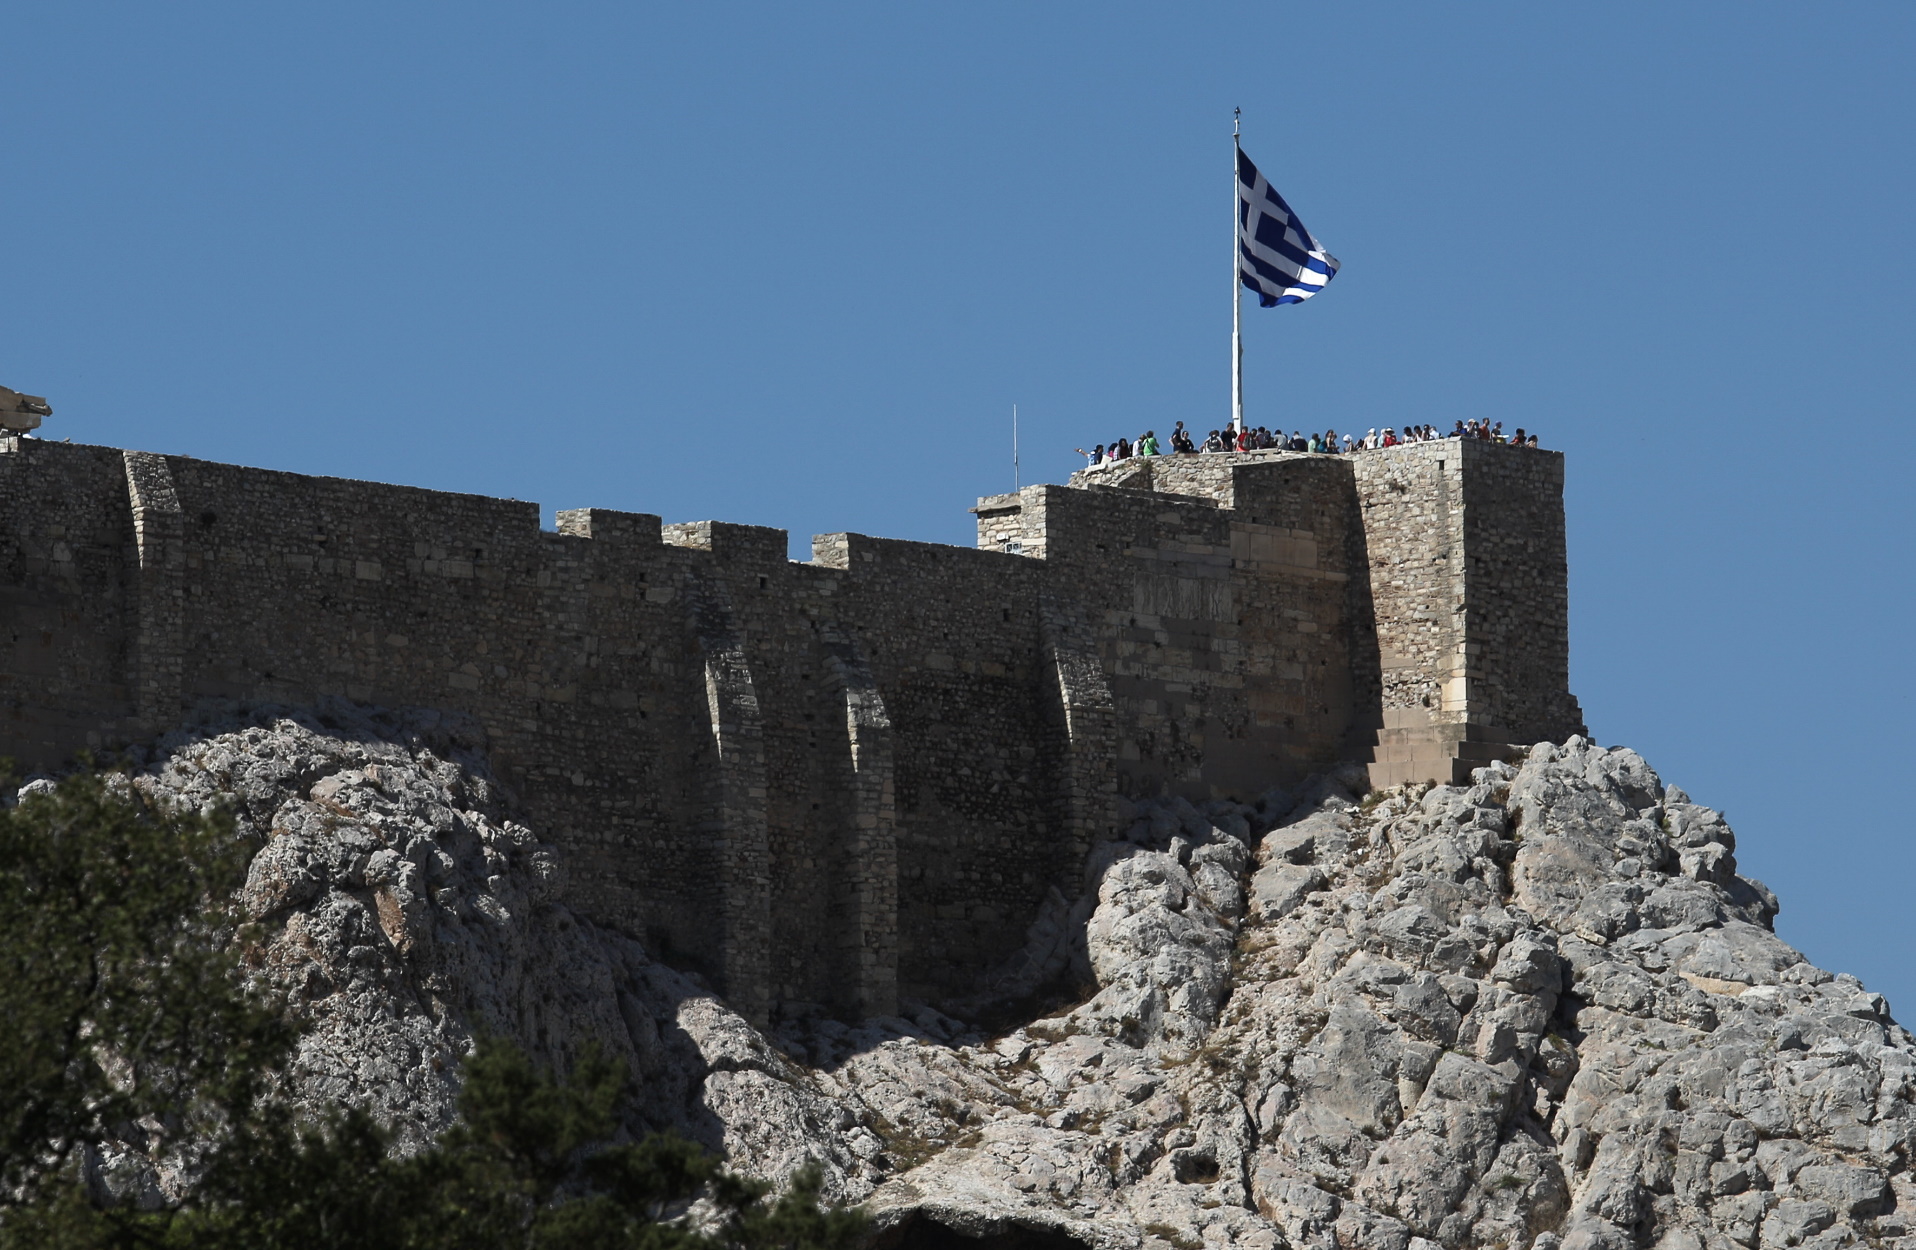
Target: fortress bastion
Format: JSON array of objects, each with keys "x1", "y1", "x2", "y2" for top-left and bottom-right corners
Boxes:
[{"x1": 0, "y1": 435, "x2": 1581, "y2": 1023}]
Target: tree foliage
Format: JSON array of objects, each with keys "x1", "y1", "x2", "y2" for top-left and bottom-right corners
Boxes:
[
  {"x1": 0, "y1": 768, "x2": 289, "y2": 1207},
  {"x1": 0, "y1": 771, "x2": 867, "y2": 1250},
  {"x1": 168, "y1": 1042, "x2": 869, "y2": 1250}
]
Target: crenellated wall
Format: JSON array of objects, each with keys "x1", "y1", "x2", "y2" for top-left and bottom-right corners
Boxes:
[{"x1": 0, "y1": 435, "x2": 1582, "y2": 1020}]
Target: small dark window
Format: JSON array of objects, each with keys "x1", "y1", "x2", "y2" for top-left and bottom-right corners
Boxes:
[
  {"x1": 1002, "y1": 607, "x2": 1011, "y2": 622},
  {"x1": 758, "y1": 575, "x2": 768, "y2": 589},
  {"x1": 198, "y1": 510, "x2": 218, "y2": 528}
]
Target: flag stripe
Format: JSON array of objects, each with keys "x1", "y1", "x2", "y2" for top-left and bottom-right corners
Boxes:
[{"x1": 1236, "y1": 147, "x2": 1338, "y2": 308}]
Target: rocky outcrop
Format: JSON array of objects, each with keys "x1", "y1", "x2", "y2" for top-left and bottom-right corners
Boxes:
[
  {"x1": 126, "y1": 702, "x2": 875, "y2": 1198},
  {"x1": 111, "y1": 706, "x2": 1916, "y2": 1248}
]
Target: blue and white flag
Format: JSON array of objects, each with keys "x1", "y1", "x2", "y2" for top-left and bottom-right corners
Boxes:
[{"x1": 1237, "y1": 148, "x2": 1338, "y2": 307}]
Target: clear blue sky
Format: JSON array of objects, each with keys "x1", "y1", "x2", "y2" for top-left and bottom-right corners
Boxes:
[{"x1": 5, "y1": 4, "x2": 1913, "y2": 1010}]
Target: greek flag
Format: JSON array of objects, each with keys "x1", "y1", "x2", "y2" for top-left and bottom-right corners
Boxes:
[{"x1": 1237, "y1": 147, "x2": 1338, "y2": 307}]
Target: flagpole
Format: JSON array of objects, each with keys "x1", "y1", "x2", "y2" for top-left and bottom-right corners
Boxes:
[{"x1": 1231, "y1": 108, "x2": 1244, "y2": 437}]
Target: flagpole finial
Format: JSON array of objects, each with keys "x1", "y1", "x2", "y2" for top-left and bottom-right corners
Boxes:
[{"x1": 1233, "y1": 106, "x2": 1240, "y2": 138}]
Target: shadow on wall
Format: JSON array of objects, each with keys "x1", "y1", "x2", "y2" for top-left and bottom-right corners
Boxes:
[
  {"x1": 1341, "y1": 470, "x2": 1386, "y2": 773},
  {"x1": 869, "y1": 1216, "x2": 1093, "y2": 1249}
]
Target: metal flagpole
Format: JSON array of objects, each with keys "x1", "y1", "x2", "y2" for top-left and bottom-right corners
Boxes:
[
  {"x1": 1012, "y1": 404, "x2": 1020, "y2": 490},
  {"x1": 1231, "y1": 109, "x2": 1244, "y2": 437}
]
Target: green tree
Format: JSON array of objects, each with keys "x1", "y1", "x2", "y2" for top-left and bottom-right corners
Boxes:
[
  {"x1": 0, "y1": 768, "x2": 290, "y2": 1210},
  {"x1": 178, "y1": 1041, "x2": 868, "y2": 1249}
]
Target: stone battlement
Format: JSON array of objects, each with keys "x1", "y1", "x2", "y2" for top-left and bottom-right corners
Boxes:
[{"x1": 0, "y1": 435, "x2": 1581, "y2": 1021}]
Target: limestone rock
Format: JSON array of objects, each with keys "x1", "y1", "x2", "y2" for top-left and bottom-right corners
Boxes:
[
  {"x1": 93, "y1": 713, "x2": 1916, "y2": 1249},
  {"x1": 129, "y1": 703, "x2": 877, "y2": 1200}
]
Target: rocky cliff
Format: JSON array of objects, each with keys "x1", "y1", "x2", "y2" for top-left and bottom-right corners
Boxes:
[{"x1": 110, "y1": 702, "x2": 1916, "y2": 1250}]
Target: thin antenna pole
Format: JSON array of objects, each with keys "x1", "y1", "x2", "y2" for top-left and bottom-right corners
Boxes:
[
  {"x1": 1012, "y1": 404, "x2": 1020, "y2": 491},
  {"x1": 1232, "y1": 109, "x2": 1244, "y2": 437}
]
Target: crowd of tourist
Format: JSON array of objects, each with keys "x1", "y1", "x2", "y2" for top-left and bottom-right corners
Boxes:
[{"x1": 1077, "y1": 418, "x2": 1539, "y2": 467}]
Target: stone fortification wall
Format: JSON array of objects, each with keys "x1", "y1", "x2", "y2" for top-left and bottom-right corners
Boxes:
[
  {"x1": 1342, "y1": 439, "x2": 1584, "y2": 781},
  {"x1": 0, "y1": 439, "x2": 1076, "y2": 1018},
  {"x1": 1453, "y1": 440, "x2": 1581, "y2": 743},
  {"x1": 1065, "y1": 442, "x2": 1582, "y2": 783},
  {"x1": 978, "y1": 454, "x2": 1368, "y2": 800},
  {"x1": 0, "y1": 434, "x2": 1581, "y2": 1021},
  {"x1": 0, "y1": 443, "x2": 136, "y2": 759},
  {"x1": 1344, "y1": 443, "x2": 1465, "y2": 718}
]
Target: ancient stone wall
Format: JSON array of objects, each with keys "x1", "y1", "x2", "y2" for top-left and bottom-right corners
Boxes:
[
  {"x1": 0, "y1": 434, "x2": 1582, "y2": 1019},
  {"x1": 0, "y1": 442, "x2": 138, "y2": 760},
  {"x1": 1345, "y1": 442, "x2": 1468, "y2": 725},
  {"x1": 979, "y1": 458, "x2": 1366, "y2": 802},
  {"x1": 1342, "y1": 438, "x2": 1585, "y2": 782},
  {"x1": 1456, "y1": 439, "x2": 1581, "y2": 744}
]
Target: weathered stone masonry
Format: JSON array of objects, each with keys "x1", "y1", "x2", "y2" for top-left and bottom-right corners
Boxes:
[{"x1": 0, "y1": 436, "x2": 1582, "y2": 1020}]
